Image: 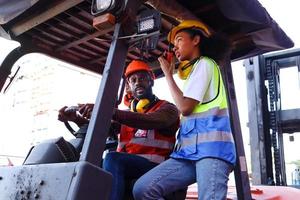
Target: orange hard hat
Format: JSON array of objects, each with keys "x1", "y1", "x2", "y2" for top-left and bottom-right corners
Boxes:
[{"x1": 125, "y1": 60, "x2": 155, "y2": 79}]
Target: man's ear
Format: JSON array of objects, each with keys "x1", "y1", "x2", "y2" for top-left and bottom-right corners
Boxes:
[{"x1": 149, "y1": 79, "x2": 154, "y2": 87}]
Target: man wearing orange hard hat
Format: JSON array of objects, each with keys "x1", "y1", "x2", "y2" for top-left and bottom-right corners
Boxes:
[
  {"x1": 58, "y1": 60, "x2": 180, "y2": 200},
  {"x1": 123, "y1": 60, "x2": 156, "y2": 111}
]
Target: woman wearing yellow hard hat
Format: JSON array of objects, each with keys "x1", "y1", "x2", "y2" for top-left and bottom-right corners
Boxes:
[{"x1": 133, "y1": 20, "x2": 235, "y2": 200}]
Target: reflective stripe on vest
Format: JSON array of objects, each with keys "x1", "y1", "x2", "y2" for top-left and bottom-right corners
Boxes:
[
  {"x1": 171, "y1": 57, "x2": 236, "y2": 164},
  {"x1": 178, "y1": 131, "x2": 234, "y2": 147},
  {"x1": 129, "y1": 130, "x2": 174, "y2": 149},
  {"x1": 181, "y1": 107, "x2": 229, "y2": 121}
]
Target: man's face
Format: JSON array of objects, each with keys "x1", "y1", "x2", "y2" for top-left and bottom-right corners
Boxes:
[{"x1": 127, "y1": 71, "x2": 153, "y2": 99}]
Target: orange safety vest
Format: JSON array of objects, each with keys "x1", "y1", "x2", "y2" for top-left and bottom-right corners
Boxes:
[{"x1": 117, "y1": 100, "x2": 177, "y2": 163}]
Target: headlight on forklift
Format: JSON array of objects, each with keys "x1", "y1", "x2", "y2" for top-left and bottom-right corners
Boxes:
[
  {"x1": 137, "y1": 9, "x2": 161, "y2": 34},
  {"x1": 91, "y1": 0, "x2": 124, "y2": 16},
  {"x1": 138, "y1": 17, "x2": 155, "y2": 33},
  {"x1": 96, "y1": 0, "x2": 112, "y2": 11}
]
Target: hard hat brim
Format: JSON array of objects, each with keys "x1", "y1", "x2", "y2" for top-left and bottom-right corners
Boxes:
[{"x1": 167, "y1": 20, "x2": 211, "y2": 44}]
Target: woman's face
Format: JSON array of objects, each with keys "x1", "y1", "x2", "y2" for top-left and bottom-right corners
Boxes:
[{"x1": 173, "y1": 31, "x2": 200, "y2": 61}]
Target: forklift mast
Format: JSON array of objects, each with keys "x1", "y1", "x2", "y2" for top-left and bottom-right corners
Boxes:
[{"x1": 245, "y1": 48, "x2": 300, "y2": 186}]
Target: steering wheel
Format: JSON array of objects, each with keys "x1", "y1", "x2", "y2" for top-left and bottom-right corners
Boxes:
[
  {"x1": 62, "y1": 106, "x2": 118, "y2": 150},
  {"x1": 64, "y1": 121, "x2": 77, "y2": 136},
  {"x1": 61, "y1": 106, "x2": 83, "y2": 136}
]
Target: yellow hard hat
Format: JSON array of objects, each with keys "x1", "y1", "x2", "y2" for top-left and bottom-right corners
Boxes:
[{"x1": 167, "y1": 20, "x2": 211, "y2": 44}]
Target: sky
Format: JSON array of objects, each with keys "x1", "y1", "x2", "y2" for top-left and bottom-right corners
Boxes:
[
  {"x1": 259, "y1": 0, "x2": 300, "y2": 47},
  {"x1": 0, "y1": 0, "x2": 300, "y2": 183}
]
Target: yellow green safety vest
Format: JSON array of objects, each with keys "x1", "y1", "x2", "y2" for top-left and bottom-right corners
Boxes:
[{"x1": 170, "y1": 57, "x2": 236, "y2": 164}]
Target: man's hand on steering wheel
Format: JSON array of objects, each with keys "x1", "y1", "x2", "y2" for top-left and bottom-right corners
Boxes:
[
  {"x1": 78, "y1": 103, "x2": 94, "y2": 119},
  {"x1": 58, "y1": 105, "x2": 89, "y2": 127}
]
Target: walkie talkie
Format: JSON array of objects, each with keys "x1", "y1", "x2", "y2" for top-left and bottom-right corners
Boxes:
[{"x1": 164, "y1": 43, "x2": 174, "y2": 63}]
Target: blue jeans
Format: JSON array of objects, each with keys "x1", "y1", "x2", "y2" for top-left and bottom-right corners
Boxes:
[
  {"x1": 103, "y1": 152, "x2": 158, "y2": 200},
  {"x1": 133, "y1": 158, "x2": 233, "y2": 200}
]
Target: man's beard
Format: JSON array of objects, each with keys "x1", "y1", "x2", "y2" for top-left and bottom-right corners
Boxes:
[{"x1": 135, "y1": 87, "x2": 152, "y2": 99}]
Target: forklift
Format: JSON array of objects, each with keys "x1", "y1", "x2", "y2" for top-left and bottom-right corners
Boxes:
[{"x1": 0, "y1": 0, "x2": 298, "y2": 199}]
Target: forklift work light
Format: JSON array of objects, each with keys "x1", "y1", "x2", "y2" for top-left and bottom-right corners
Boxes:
[
  {"x1": 135, "y1": 9, "x2": 161, "y2": 51},
  {"x1": 137, "y1": 9, "x2": 161, "y2": 34},
  {"x1": 138, "y1": 17, "x2": 155, "y2": 33},
  {"x1": 91, "y1": 0, "x2": 124, "y2": 16}
]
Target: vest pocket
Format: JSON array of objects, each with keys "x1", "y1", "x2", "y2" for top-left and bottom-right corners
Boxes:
[
  {"x1": 181, "y1": 118, "x2": 196, "y2": 134},
  {"x1": 177, "y1": 119, "x2": 197, "y2": 156}
]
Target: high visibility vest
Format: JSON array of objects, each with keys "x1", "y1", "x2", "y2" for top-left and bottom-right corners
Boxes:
[
  {"x1": 117, "y1": 100, "x2": 177, "y2": 163},
  {"x1": 171, "y1": 57, "x2": 236, "y2": 165}
]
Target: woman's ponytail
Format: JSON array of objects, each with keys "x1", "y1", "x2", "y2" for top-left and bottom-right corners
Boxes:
[
  {"x1": 200, "y1": 32, "x2": 231, "y2": 64},
  {"x1": 181, "y1": 28, "x2": 231, "y2": 64}
]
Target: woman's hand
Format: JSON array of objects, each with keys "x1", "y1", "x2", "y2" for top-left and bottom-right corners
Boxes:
[{"x1": 158, "y1": 54, "x2": 175, "y2": 78}]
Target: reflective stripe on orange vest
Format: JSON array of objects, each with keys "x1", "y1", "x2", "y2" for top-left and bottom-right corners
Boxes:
[{"x1": 128, "y1": 130, "x2": 174, "y2": 149}]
